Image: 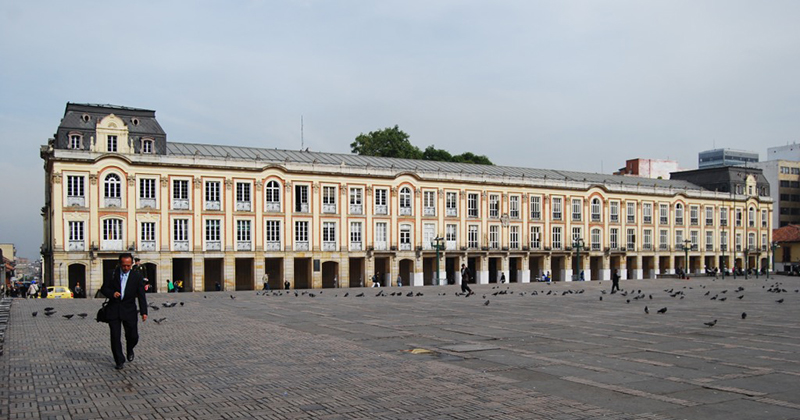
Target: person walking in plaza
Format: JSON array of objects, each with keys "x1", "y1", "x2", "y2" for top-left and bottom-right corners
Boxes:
[
  {"x1": 460, "y1": 264, "x2": 473, "y2": 296},
  {"x1": 262, "y1": 272, "x2": 270, "y2": 290},
  {"x1": 397, "y1": 273, "x2": 402, "y2": 287},
  {"x1": 27, "y1": 281, "x2": 39, "y2": 299},
  {"x1": 74, "y1": 281, "x2": 83, "y2": 298},
  {"x1": 611, "y1": 269, "x2": 621, "y2": 294},
  {"x1": 167, "y1": 279, "x2": 174, "y2": 293},
  {"x1": 100, "y1": 253, "x2": 148, "y2": 370}
]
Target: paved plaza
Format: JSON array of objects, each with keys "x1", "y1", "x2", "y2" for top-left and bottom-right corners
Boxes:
[{"x1": 2, "y1": 275, "x2": 799, "y2": 419}]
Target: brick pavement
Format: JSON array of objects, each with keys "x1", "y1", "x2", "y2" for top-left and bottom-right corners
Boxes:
[{"x1": 1, "y1": 275, "x2": 799, "y2": 419}]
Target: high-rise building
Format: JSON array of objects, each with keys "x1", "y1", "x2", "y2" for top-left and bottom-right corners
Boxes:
[{"x1": 698, "y1": 148, "x2": 759, "y2": 169}]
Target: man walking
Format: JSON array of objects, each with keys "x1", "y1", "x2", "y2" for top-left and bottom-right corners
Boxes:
[
  {"x1": 611, "y1": 269, "x2": 621, "y2": 294},
  {"x1": 100, "y1": 253, "x2": 148, "y2": 370},
  {"x1": 460, "y1": 264, "x2": 473, "y2": 296}
]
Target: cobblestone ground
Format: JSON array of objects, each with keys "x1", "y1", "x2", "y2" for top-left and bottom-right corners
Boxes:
[{"x1": 2, "y1": 275, "x2": 799, "y2": 419}]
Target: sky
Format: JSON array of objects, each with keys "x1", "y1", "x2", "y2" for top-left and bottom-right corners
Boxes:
[{"x1": 1, "y1": 0, "x2": 799, "y2": 260}]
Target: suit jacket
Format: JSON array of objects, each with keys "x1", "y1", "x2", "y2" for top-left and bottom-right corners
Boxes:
[{"x1": 101, "y1": 266, "x2": 148, "y2": 321}]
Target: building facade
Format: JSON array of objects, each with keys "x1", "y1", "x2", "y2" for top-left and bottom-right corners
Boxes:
[
  {"x1": 41, "y1": 104, "x2": 774, "y2": 295},
  {"x1": 614, "y1": 158, "x2": 680, "y2": 179},
  {"x1": 698, "y1": 148, "x2": 759, "y2": 169},
  {"x1": 752, "y1": 160, "x2": 800, "y2": 228}
]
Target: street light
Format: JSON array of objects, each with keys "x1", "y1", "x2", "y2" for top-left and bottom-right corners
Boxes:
[
  {"x1": 682, "y1": 239, "x2": 692, "y2": 279},
  {"x1": 572, "y1": 238, "x2": 585, "y2": 281},
  {"x1": 432, "y1": 236, "x2": 445, "y2": 285},
  {"x1": 769, "y1": 241, "x2": 779, "y2": 279}
]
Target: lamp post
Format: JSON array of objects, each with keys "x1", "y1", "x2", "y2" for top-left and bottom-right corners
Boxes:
[
  {"x1": 432, "y1": 236, "x2": 445, "y2": 285},
  {"x1": 770, "y1": 241, "x2": 779, "y2": 279},
  {"x1": 572, "y1": 238, "x2": 585, "y2": 281},
  {"x1": 683, "y1": 239, "x2": 692, "y2": 279}
]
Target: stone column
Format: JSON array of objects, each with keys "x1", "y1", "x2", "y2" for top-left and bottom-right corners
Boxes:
[
  {"x1": 633, "y1": 255, "x2": 643, "y2": 280},
  {"x1": 619, "y1": 258, "x2": 628, "y2": 280},
  {"x1": 564, "y1": 254, "x2": 573, "y2": 282},
  {"x1": 521, "y1": 256, "x2": 531, "y2": 283},
  {"x1": 601, "y1": 255, "x2": 611, "y2": 281}
]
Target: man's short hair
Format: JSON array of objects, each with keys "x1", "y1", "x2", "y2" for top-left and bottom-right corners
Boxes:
[
  {"x1": 134, "y1": 257, "x2": 141, "y2": 262},
  {"x1": 119, "y1": 253, "x2": 134, "y2": 263}
]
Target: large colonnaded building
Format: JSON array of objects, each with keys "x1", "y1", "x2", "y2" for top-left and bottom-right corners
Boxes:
[{"x1": 41, "y1": 103, "x2": 774, "y2": 295}]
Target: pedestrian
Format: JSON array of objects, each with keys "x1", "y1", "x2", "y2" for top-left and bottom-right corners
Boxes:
[
  {"x1": 100, "y1": 253, "x2": 148, "y2": 370},
  {"x1": 27, "y1": 281, "x2": 39, "y2": 299},
  {"x1": 460, "y1": 264, "x2": 473, "y2": 296},
  {"x1": 372, "y1": 273, "x2": 381, "y2": 287},
  {"x1": 333, "y1": 275, "x2": 338, "y2": 288},
  {"x1": 580, "y1": 270, "x2": 585, "y2": 281},
  {"x1": 397, "y1": 274, "x2": 402, "y2": 287},
  {"x1": 167, "y1": 279, "x2": 174, "y2": 293},
  {"x1": 74, "y1": 282, "x2": 83, "y2": 298},
  {"x1": 500, "y1": 273, "x2": 506, "y2": 284},
  {"x1": 284, "y1": 280, "x2": 290, "y2": 290},
  {"x1": 262, "y1": 272, "x2": 270, "y2": 290},
  {"x1": 215, "y1": 281, "x2": 221, "y2": 291},
  {"x1": 40, "y1": 284, "x2": 48, "y2": 298},
  {"x1": 611, "y1": 269, "x2": 621, "y2": 293}
]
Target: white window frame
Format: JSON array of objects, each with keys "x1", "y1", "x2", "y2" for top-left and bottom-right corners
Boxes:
[
  {"x1": 322, "y1": 186, "x2": 337, "y2": 214},
  {"x1": 530, "y1": 195, "x2": 541, "y2": 220}
]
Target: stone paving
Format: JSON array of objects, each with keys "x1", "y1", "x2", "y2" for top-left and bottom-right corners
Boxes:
[{"x1": 2, "y1": 275, "x2": 799, "y2": 419}]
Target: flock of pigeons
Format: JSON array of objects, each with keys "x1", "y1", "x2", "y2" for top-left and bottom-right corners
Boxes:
[{"x1": 31, "y1": 301, "x2": 184, "y2": 325}]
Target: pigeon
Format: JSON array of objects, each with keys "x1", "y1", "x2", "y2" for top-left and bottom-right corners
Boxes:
[
  {"x1": 356, "y1": 293, "x2": 364, "y2": 297},
  {"x1": 644, "y1": 306, "x2": 649, "y2": 314},
  {"x1": 406, "y1": 292, "x2": 414, "y2": 297},
  {"x1": 63, "y1": 314, "x2": 74, "y2": 320},
  {"x1": 776, "y1": 299, "x2": 784, "y2": 303},
  {"x1": 599, "y1": 296, "x2": 603, "y2": 301},
  {"x1": 179, "y1": 302, "x2": 184, "y2": 306},
  {"x1": 626, "y1": 299, "x2": 630, "y2": 304},
  {"x1": 44, "y1": 311, "x2": 56, "y2": 317},
  {"x1": 657, "y1": 307, "x2": 667, "y2": 314},
  {"x1": 308, "y1": 293, "x2": 316, "y2": 298},
  {"x1": 344, "y1": 292, "x2": 349, "y2": 297},
  {"x1": 484, "y1": 300, "x2": 490, "y2": 306},
  {"x1": 704, "y1": 291, "x2": 710, "y2": 296},
  {"x1": 31, "y1": 311, "x2": 38, "y2": 317},
  {"x1": 149, "y1": 305, "x2": 160, "y2": 311},
  {"x1": 44, "y1": 307, "x2": 54, "y2": 311},
  {"x1": 416, "y1": 292, "x2": 423, "y2": 297},
  {"x1": 230, "y1": 295, "x2": 236, "y2": 300},
  {"x1": 77, "y1": 313, "x2": 88, "y2": 318},
  {"x1": 153, "y1": 317, "x2": 167, "y2": 324},
  {"x1": 737, "y1": 295, "x2": 744, "y2": 300},
  {"x1": 704, "y1": 319, "x2": 717, "y2": 327},
  {"x1": 741, "y1": 312, "x2": 747, "y2": 319},
  {"x1": 719, "y1": 297, "x2": 727, "y2": 302}
]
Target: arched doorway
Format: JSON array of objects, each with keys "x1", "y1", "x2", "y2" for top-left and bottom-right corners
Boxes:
[
  {"x1": 68, "y1": 264, "x2": 86, "y2": 298},
  {"x1": 143, "y1": 263, "x2": 157, "y2": 293},
  {"x1": 399, "y1": 259, "x2": 414, "y2": 287},
  {"x1": 322, "y1": 261, "x2": 339, "y2": 288}
]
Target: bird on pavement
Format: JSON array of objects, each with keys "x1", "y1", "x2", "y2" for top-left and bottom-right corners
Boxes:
[
  {"x1": 657, "y1": 307, "x2": 667, "y2": 314},
  {"x1": 356, "y1": 293, "x2": 364, "y2": 297},
  {"x1": 644, "y1": 306, "x2": 649, "y2": 314},
  {"x1": 44, "y1": 307, "x2": 54, "y2": 311},
  {"x1": 344, "y1": 292, "x2": 349, "y2": 297},
  {"x1": 741, "y1": 312, "x2": 747, "y2": 319},
  {"x1": 776, "y1": 299, "x2": 785, "y2": 303},
  {"x1": 44, "y1": 311, "x2": 56, "y2": 317},
  {"x1": 230, "y1": 295, "x2": 236, "y2": 300},
  {"x1": 63, "y1": 314, "x2": 74, "y2": 320},
  {"x1": 153, "y1": 317, "x2": 167, "y2": 324},
  {"x1": 77, "y1": 313, "x2": 87, "y2": 318},
  {"x1": 704, "y1": 319, "x2": 717, "y2": 327},
  {"x1": 406, "y1": 292, "x2": 414, "y2": 297},
  {"x1": 484, "y1": 300, "x2": 490, "y2": 306},
  {"x1": 737, "y1": 295, "x2": 744, "y2": 300},
  {"x1": 31, "y1": 311, "x2": 38, "y2": 317}
]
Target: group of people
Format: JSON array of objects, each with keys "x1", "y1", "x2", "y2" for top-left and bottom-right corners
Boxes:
[{"x1": 166, "y1": 279, "x2": 183, "y2": 293}]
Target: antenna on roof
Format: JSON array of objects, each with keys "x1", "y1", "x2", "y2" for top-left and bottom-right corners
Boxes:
[{"x1": 301, "y1": 116, "x2": 304, "y2": 151}]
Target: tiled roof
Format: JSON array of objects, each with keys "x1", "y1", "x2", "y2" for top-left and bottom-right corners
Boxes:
[
  {"x1": 773, "y1": 225, "x2": 800, "y2": 243},
  {"x1": 167, "y1": 142, "x2": 705, "y2": 191}
]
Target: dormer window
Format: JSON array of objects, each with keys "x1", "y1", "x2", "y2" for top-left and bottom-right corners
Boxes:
[
  {"x1": 81, "y1": 114, "x2": 90, "y2": 123},
  {"x1": 69, "y1": 134, "x2": 82, "y2": 150},
  {"x1": 107, "y1": 135, "x2": 117, "y2": 152},
  {"x1": 142, "y1": 139, "x2": 153, "y2": 154}
]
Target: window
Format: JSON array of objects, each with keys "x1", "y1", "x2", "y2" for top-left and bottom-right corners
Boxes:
[
  {"x1": 720, "y1": 231, "x2": 728, "y2": 251},
  {"x1": 107, "y1": 135, "x2": 117, "y2": 152},
  {"x1": 265, "y1": 181, "x2": 281, "y2": 211},
  {"x1": 265, "y1": 220, "x2": 281, "y2": 249},
  {"x1": 552, "y1": 197, "x2": 562, "y2": 221},
  {"x1": 468, "y1": 225, "x2": 479, "y2": 248},
  {"x1": 489, "y1": 194, "x2": 500, "y2": 218},
  {"x1": 141, "y1": 139, "x2": 153, "y2": 154},
  {"x1": 705, "y1": 207, "x2": 714, "y2": 226},
  {"x1": 627, "y1": 228, "x2": 636, "y2": 250},
  {"x1": 591, "y1": 198, "x2": 601, "y2": 222},
  {"x1": 295, "y1": 185, "x2": 309, "y2": 213},
  {"x1": 468, "y1": 193, "x2": 479, "y2": 218},
  {"x1": 675, "y1": 203, "x2": 684, "y2": 225},
  {"x1": 793, "y1": 167, "x2": 800, "y2": 175},
  {"x1": 530, "y1": 226, "x2": 541, "y2": 249},
  {"x1": 748, "y1": 207, "x2": 755, "y2": 228},
  {"x1": 659, "y1": 229, "x2": 668, "y2": 250},
  {"x1": 350, "y1": 222, "x2": 362, "y2": 250},
  {"x1": 172, "y1": 179, "x2": 189, "y2": 210},
  {"x1": 610, "y1": 201, "x2": 619, "y2": 223},
  {"x1": 445, "y1": 224, "x2": 457, "y2": 249},
  {"x1": 510, "y1": 195, "x2": 520, "y2": 219},
  {"x1": 510, "y1": 225, "x2": 519, "y2": 249},
  {"x1": 237, "y1": 220, "x2": 251, "y2": 243},
  {"x1": 322, "y1": 186, "x2": 337, "y2": 213},
  {"x1": 400, "y1": 224, "x2": 412, "y2": 250},
  {"x1": 610, "y1": 228, "x2": 619, "y2": 249},
  {"x1": 140, "y1": 222, "x2": 156, "y2": 250},
  {"x1": 423, "y1": 190, "x2": 436, "y2": 216},
  {"x1": 375, "y1": 188, "x2": 388, "y2": 215},
  {"x1": 643, "y1": 229, "x2": 652, "y2": 250},
  {"x1": 659, "y1": 204, "x2": 668, "y2": 225},
  {"x1": 572, "y1": 227, "x2": 582, "y2": 245},
  {"x1": 69, "y1": 134, "x2": 81, "y2": 149},
  {"x1": 572, "y1": 199, "x2": 582, "y2": 222},
  {"x1": 68, "y1": 221, "x2": 84, "y2": 247},
  {"x1": 643, "y1": 203, "x2": 652, "y2": 224},
  {"x1": 690, "y1": 230, "x2": 699, "y2": 249},
  {"x1": 139, "y1": 178, "x2": 156, "y2": 200},
  {"x1": 104, "y1": 174, "x2": 121, "y2": 198},
  {"x1": 173, "y1": 219, "x2": 188, "y2": 241},
  {"x1": 552, "y1": 226, "x2": 562, "y2": 250},
  {"x1": 103, "y1": 219, "x2": 123, "y2": 249},
  {"x1": 445, "y1": 192, "x2": 457, "y2": 217},
  {"x1": 375, "y1": 222, "x2": 388, "y2": 250},
  {"x1": 590, "y1": 228, "x2": 601, "y2": 251},
  {"x1": 67, "y1": 175, "x2": 84, "y2": 197},
  {"x1": 762, "y1": 233, "x2": 768, "y2": 251},
  {"x1": 205, "y1": 219, "x2": 221, "y2": 249},
  {"x1": 236, "y1": 182, "x2": 251, "y2": 211},
  {"x1": 626, "y1": 202, "x2": 636, "y2": 224},
  {"x1": 762, "y1": 209, "x2": 768, "y2": 228},
  {"x1": 489, "y1": 225, "x2": 499, "y2": 249},
  {"x1": 322, "y1": 222, "x2": 337, "y2": 251},
  {"x1": 690, "y1": 205, "x2": 699, "y2": 225},
  {"x1": 399, "y1": 187, "x2": 412, "y2": 216},
  {"x1": 720, "y1": 207, "x2": 728, "y2": 226},
  {"x1": 530, "y1": 196, "x2": 541, "y2": 220},
  {"x1": 675, "y1": 230, "x2": 684, "y2": 250},
  {"x1": 205, "y1": 181, "x2": 220, "y2": 210},
  {"x1": 735, "y1": 233, "x2": 742, "y2": 251},
  {"x1": 295, "y1": 221, "x2": 309, "y2": 250},
  {"x1": 706, "y1": 231, "x2": 714, "y2": 251},
  {"x1": 781, "y1": 166, "x2": 791, "y2": 174},
  {"x1": 349, "y1": 188, "x2": 363, "y2": 214},
  {"x1": 735, "y1": 209, "x2": 743, "y2": 227},
  {"x1": 423, "y1": 223, "x2": 435, "y2": 250}
]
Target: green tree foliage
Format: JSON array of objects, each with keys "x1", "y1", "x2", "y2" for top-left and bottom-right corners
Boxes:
[{"x1": 351, "y1": 126, "x2": 493, "y2": 165}]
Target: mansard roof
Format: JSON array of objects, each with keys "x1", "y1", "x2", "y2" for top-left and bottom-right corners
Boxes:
[
  {"x1": 167, "y1": 141, "x2": 705, "y2": 191},
  {"x1": 58, "y1": 103, "x2": 165, "y2": 136}
]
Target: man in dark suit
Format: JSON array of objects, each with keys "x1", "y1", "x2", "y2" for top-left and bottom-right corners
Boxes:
[{"x1": 101, "y1": 253, "x2": 148, "y2": 370}]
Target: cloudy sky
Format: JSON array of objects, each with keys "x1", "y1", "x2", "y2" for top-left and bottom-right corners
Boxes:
[{"x1": 1, "y1": 0, "x2": 798, "y2": 260}]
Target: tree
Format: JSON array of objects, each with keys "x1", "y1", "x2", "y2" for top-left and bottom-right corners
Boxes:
[
  {"x1": 422, "y1": 145, "x2": 453, "y2": 162},
  {"x1": 453, "y1": 152, "x2": 493, "y2": 165},
  {"x1": 350, "y1": 125, "x2": 422, "y2": 159}
]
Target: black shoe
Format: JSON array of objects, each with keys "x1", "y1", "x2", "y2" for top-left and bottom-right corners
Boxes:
[
  {"x1": 127, "y1": 350, "x2": 134, "y2": 362},
  {"x1": 115, "y1": 363, "x2": 124, "y2": 370}
]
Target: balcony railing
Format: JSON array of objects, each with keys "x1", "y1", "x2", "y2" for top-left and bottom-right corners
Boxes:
[
  {"x1": 659, "y1": 244, "x2": 669, "y2": 251},
  {"x1": 399, "y1": 243, "x2": 412, "y2": 251},
  {"x1": 706, "y1": 244, "x2": 714, "y2": 251},
  {"x1": 294, "y1": 241, "x2": 309, "y2": 251},
  {"x1": 206, "y1": 241, "x2": 222, "y2": 251},
  {"x1": 350, "y1": 204, "x2": 363, "y2": 215},
  {"x1": 322, "y1": 242, "x2": 337, "y2": 251},
  {"x1": 720, "y1": 245, "x2": 728, "y2": 251},
  {"x1": 374, "y1": 242, "x2": 388, "y2": 251},
  {"x1": 399, "y1": 207, "x2": 412, "y2": 216},
  {"x1": 296, "y1": 203, "x2": 309, "y2": 213},
  {"x1": 172, "y1": 199, "x2": 189, "y2": 210},
  {"x1": 237, "y1": 241, "x2": 252, "y2": 251},
  {"x1": 375, "y1": 205, "x2": 388, "y2": 215},
  {"x1": 174, "y1": 240, "x2": 189, "y2": 251},
  {"x1": 101, "y1": 240, "x2": 123, "y2": 251},
  {"x1": 642, "y1": 244, "x2": 652, "y2": 251},
  {"x1": 349, "y1": 242, "x2": 362, "y2": 251},
  {"x1": 660, "y1": 217, "x2": 668, "y2": 225},
  {"x1": 67, "y1": 196, "x2": 85, "y2": 207},
  {"x1": 591, "y1": 244, "x2": 601, "y2": 251},
  {"x1": 592, "y1": 214, "x2": 601, "y2": 222},
  {"x1": 68, "y1": 241, "x2": 85, "y2": 251},
  {"x1": 322, "y1": 203, "x2": 336, "y2": 214},
  {"x1": 140, "y1": 198, "x2": 156, "y2": 209},
  {"x1": 446, "y1": 208, "x2": 457, "y2": 217},
  {"x1": 140, "y1": 241, "x2": 156, "y2": 251},
  {"x1": 236, "y1": 201, "x2": 251, "y2": 212},
  {"x1": 205, "y1": 200, "x2": 220, "y2": 211},
  {"x1": 104, "y1": 197, "x2": 122, "y2": 208},
  {"x1": 424, "y1": 207, "x2": 435, "y2": 217},
  {"x1": 265, "y1": 241, "x2": 281, "y2": 251},
  {"x1": 644, "y1": 216, "x2": 652, "y2": 224},
  {"x1": 265, "y1": 202, "x2": 281, "y2": 212}
]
